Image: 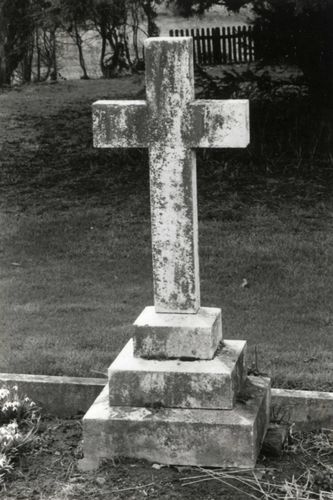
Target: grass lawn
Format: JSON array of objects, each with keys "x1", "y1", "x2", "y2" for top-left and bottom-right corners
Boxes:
[{"x1": 0, "y1": 75, "x2": 332, "y2": 391}]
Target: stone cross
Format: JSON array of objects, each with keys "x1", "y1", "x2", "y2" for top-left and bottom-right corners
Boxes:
[{"x1": 93, "y1": 37, "x2": 249, "y2": 315}]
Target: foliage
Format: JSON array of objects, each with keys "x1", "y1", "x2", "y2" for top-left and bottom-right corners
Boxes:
[
  {"x1": 88, "y1": 0, "x2": 161, "y2": 76},
  {"x1": 0, "y1": 0, "x2": 157, "y2": 84},
  {"x1": 0, "y1": 0, "x2": 35, "y2": 85},
  {"x1": 58, "y1": 0, "x2": 91, "y2": 78},
  {"x1": 0, "y1": 0, "x2": 63, "y2": 84},
  {"x1": 0, "y1": 386, "x2": 40, "y2": 427},
  {"x1": 0, "y1": 386, "x2": 41, "y2": 487},
  {"x1": 172, "y1": 0, "x2": 333, "y2": 101},
  {"x1": 88, "y1": 0, "x2": 131, "y2": 77},
  {"x1": 248, "y1": 0, "x2": 333, "y2": 102},
  {"x1": 0, "y1": 452, "x2": 13, "y2": 485}
]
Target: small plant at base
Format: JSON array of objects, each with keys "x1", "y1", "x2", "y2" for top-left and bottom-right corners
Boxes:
[
  {"x1": 0, "y1": 385, "x2": 40, "y2": 427},
  {"x1": 248, "y1": 346, "x2": 269, "y2": 377},
  {"x1": 0, "y1": 453, "x2": 13, "y2": 485},
  {"x1": 0, "y1": 386, "x2": 41, "y2": 487}
]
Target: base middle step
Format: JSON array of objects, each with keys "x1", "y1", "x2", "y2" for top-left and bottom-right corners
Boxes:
[{"x1": 108, "y1": 338, "x2": 247, "y2": 409}]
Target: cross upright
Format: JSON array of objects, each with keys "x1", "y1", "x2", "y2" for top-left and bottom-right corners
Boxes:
[{"x1": 93, "y1": 37, "x2": 249, "y2": 315}]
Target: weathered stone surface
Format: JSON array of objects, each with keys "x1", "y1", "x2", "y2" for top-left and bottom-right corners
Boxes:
[
  {"x1": 79, "y1": 376, "x2": 270, "y2": 471},
  {"x1": 145, "y1": 37, "x2": 199, "y2": 314},
  {"x1": 93, "y1": 101, "x2": 147, "y2": 148},
  {"x1": 188, "y1": 100, "x2": 249, "y2": 148},
  {"x1": 92, "y1": 37, "x2": 249, "y2": 314},
  {"x1": 133, "y1": 306, "x2": 222, "y2": 360},
  {"x1": 271, "y1": 388, "x2": 333, "y2": 431},
  {"x1": 108, "y1": 338, "x2": 246, "y2": 409}
]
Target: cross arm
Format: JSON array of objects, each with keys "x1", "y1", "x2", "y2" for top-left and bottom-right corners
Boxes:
[
  {"x1": 188, "y1": 99, "x2": 249, "y2": 148},
  {"x1": 92, "y1": 100, "x2": 148, "y2": 148}
]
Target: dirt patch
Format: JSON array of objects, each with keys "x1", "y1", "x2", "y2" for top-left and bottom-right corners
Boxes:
[{"x1": 1, "y1": 418, "x2": 333, "y2": 499}]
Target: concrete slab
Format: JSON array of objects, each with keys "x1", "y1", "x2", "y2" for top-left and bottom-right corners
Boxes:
[
  {"x1": 79, "y1": 376, "x2": 270, "y2": 471},
  {"x1": 133, "y1": 306, "x2": 222, "y2": 359},
  {"x1": 108, "y1": 339, "x2": 246, "y2": 409}
]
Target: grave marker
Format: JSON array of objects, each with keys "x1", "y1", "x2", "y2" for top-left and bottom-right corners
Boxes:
[{"x1": 80, "y1": 37, "x2": 270, "y2": 471}]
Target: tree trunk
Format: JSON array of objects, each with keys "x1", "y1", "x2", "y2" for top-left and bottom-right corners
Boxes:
[
  {"x1": 36, "y1": 28, "x2": 41, "y2": 82},
  {"x1": 106, "y1": 31, "x2": 118, "y2": 77},
  {"x1": 100, "y1": 33, "x2": 107, "y2": 77},
  {"x1": 0, "y1": 7, "x2": 9, "y2": 85},
  {"x1": 50, "y1": 29, "x2": 57, "y2": 81},
  {"x1": 0, "y1": 43, "x2": 8, "y2": 86},
  {"x1": 22, "y1": 35, "x2": 34, "y2": 83},
  {"x1": 41, "y1": 30, "x2": 52, "y2": 81},
  {"x1": 104, "y1": 31, "x2": 131, "y2": 78},
  {"x1": 0, "y1": 47, "x2": 20, "y2": 85},
  {"x1": 143, "y1": 0, "x2": 159, "y2": 37},
  {"x1": 131, "y1": 3, "x2": 140, "y2": 60},
  {"x1": 132, "y1": 25, "x2": 139, "y2": 60},
  {"x1": 0, "y1": 30, "x2": 13, "y2": 85},
  {"x1": 123, "y1": 31, "x2": 131, "y2": 67},
  {"x1": 73, "y1": 21, "x2": 89, "y2": 79}
]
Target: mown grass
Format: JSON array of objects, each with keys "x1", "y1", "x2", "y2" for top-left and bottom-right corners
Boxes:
[{"x1": 0, "y1": 74, "x2": 332, "y2": 390}]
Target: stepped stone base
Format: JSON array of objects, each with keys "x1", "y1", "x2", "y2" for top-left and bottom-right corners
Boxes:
[
  {"x1": 133, "y1": 306, "x2": 222, "y2": 360},
  {"x1": 108, "y1": 339, "x2": 247, "y2": 409},
  {"x1": 78, "y1": 376, "x2": 270, "y2": 472}
]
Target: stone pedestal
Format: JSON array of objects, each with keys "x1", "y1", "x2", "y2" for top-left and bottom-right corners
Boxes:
[
  {"x1": 79, "y1": 376, "x2": 270, "y2": 471},
  {"x1": 108, "y1": 338, "x2": 246, "y2": 409},
  {"x1": 134, "y1": 306, "x2": 222, "y2": 359},
  {"x1": 79, "y1": 309, "x2": 270, "y2": 471}
]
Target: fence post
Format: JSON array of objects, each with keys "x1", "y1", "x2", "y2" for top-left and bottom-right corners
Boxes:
[
  {"x1": 249, "y1": 25, "x2": 255, "y2": 62},
  {"x1": 241, "y1": 25, "x2": 247, "y2": 62},
  {"x1": 220, "y1": 27, "x2": 226, "y2": 64},
  {"x1": 200, "y1": 28, "x2": 206, "y2": 65},
  {"x1": 225, "y1": 27, "x2": 231, "y2": 63},
  {"x1": 212, "y1": 27, "x2": 221, "y2": 64},
  {"x1": 190, "y1": 28, "x2": 196, "y2": 64},
  {"x1": 196, "y1": 28, "x2": 201, "y2": 64},
  {"x1": 237, "y1": 26, "x2": 242, "y2": 62},
  {"x1": 232, "y1": 26, "x2": 237, "y2": 63},
  {"x1": 206, "y1": 27, "x2": 212, "y2": 65}
]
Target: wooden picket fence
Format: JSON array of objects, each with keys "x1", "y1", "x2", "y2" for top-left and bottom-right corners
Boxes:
[{"x1": 169, "y1": 26, "x2": 256, "y2": 65}]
